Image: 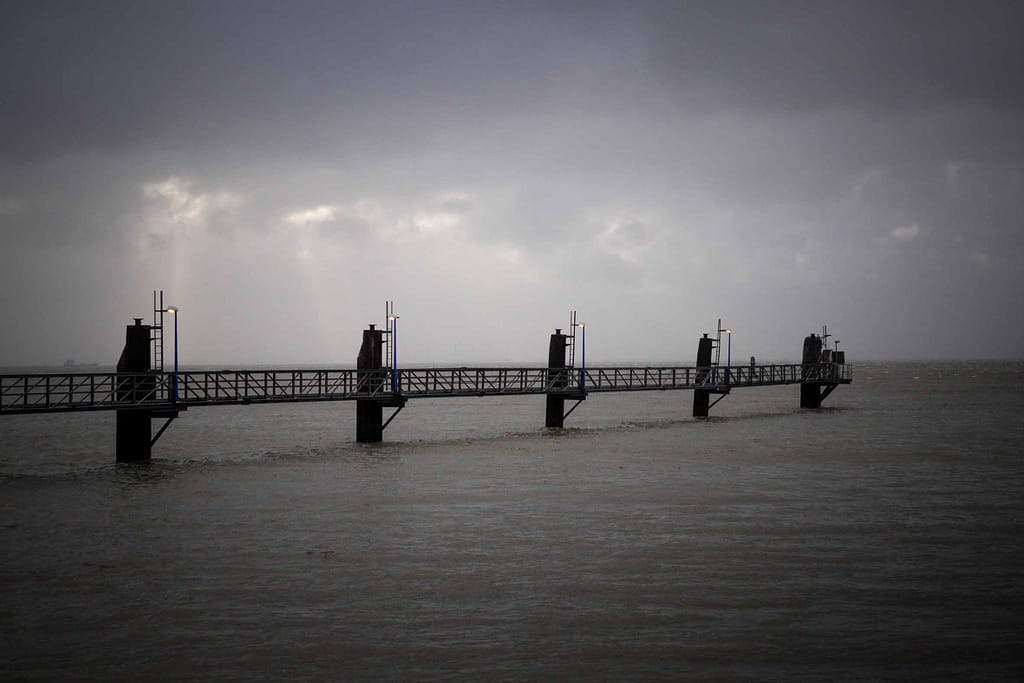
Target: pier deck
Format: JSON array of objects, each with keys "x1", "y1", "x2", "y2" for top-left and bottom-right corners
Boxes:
[{"x1": 0, "y1": 363, "x2": 851, "y2": 415}]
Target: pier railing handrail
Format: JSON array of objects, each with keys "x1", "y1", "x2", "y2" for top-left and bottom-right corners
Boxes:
[{"x1": 0, "y1": 363, "x2": 852, "y2": 414}]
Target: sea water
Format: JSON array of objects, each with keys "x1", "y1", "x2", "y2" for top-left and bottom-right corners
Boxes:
[{"x1": 2, "y1": 362, "x2": 1022, "y2": 679}]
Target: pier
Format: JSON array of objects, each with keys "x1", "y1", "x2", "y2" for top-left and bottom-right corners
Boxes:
[{"x1": 0, "y1": 295, "x2": 851, "y2": 461}]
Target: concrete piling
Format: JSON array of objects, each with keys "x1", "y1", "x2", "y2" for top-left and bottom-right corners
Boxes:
[
  {"x1": 800, "y1": 333, "x2": 824, "y2": 408},
  {"x1": 692, "y1": 333, "x2": 714, "y2": 417},
  {"x1": 115, "y1": 319, "x2": 154, "y2": 463},
  {"x1": 356, "y1": 325, "x2": 385, "y2": 442},
  {"x1": 545, "y1": 329, "x2": 568, "y2": 428}
]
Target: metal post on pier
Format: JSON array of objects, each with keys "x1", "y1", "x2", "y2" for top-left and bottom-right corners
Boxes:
[
  {"x1": 545, "y1": 328, "x2": 568, "y2": 428},
  {"x1": 576, "y1": 321, "x2": 586, "y2": 391},
  {"x1": 725, "y1": 328, "x2": 732, "y2": 385},
  {"x1": 115, "y1": 319, "x2": 154, "y2": 462}
]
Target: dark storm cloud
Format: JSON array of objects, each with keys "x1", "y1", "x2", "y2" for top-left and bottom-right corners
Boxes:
[
  {"x1": 1, "y1": 1, "x2": 1022, "y2": 362},
  {"x1": 5, "y1": 1, "x2": 1021, "y2": 151},
  {"x1": 1, "y1": 0, "x2": 632, "y2": 161},
  {"x1": 0, "y1": 156, "x2": 139, "y2": 248},
  {"x1": 641, "y1": 0, "x2": 1024, "y2": 114}
]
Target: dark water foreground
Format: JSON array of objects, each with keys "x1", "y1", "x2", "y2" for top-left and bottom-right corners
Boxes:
[{"x1": 2, "y1": 362, "x2": 1023, "y2": 680}]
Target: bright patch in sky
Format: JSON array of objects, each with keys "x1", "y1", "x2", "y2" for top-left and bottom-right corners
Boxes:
[
  {"x1": 285, "y1": 205, "x2": 338, "y2": 227},
  {"x1": 141, "y1": 177, "x2": 240, "y2": 241},
  {"x1": 412, "y1": 210, "x2": 462, "y2": 236},
  {"x1": 889, "y1": 224, "x2": 921, "y2": 242}
]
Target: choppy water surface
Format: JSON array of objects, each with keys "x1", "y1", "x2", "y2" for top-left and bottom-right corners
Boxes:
[{"x1": 2, "y1": 362, "x2": 1023, "y2": 679}]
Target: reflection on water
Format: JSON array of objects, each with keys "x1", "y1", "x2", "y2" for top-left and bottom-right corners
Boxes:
[{"x1": 1, "y1": 363, "x2": 1023, "y2": 679}]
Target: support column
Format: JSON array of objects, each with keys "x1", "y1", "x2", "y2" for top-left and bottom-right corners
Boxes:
[
  {"x1": 545, "y1": 329, "x2": 568, "y2": 428},
  {"x1": 356, "y1": 325, "x2": 385, "y2": 442},
  {"x1": 692, "y1": 333, "x2": 714, "y2": 417},
  {"x1": 800, "y1": 333, "x2": 823, "y2": 408},
  {"x1": 116, "y1": 319, "x2": 154, "y2": 463}
]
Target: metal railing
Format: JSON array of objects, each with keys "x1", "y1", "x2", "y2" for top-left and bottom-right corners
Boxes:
[
  {"x1": 0, "y1": 372, "x2": 172, "y2": 413},
  {"x1": 0, "y1": 363, "x2": 852, "y2": 415}
]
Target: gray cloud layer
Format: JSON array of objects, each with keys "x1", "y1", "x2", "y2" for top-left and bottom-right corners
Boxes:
[{"x1": 2, "y1": 1, "x2": 1022, "y2": 364}]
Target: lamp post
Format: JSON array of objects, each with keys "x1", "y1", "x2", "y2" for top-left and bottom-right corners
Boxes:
[
  {"x1": 724, "y1": 328, "x2": 732, "y2": 385},
  {"x1": 576, "y1": 322, "x2": 586, "y2": 390},
  {"x1": 164, "y1": 306, "x2": 179, "y2": 401},
  {"x1": 388, "y1": 314, "x2": 399, "y2": 394}
]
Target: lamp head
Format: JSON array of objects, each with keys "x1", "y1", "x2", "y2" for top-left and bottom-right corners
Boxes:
[{"x1": 165, "y1": 306, "x2": 179, "y2": 314}]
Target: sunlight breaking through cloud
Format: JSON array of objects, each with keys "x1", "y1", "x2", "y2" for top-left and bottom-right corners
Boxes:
[
  {"x1": 889, "y1": 224, "x2": 921, "y2": 242},
  {"x1": 285, "y1": 205, "x2": 338, "y2": 227},
  {"x1": 141, "y1": 177, "x2": 240, "y2": 243}
]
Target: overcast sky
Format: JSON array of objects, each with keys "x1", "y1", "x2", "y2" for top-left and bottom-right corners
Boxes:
[{"x1": 2, "y1": 0, "x2": 1021, "y2": 365}]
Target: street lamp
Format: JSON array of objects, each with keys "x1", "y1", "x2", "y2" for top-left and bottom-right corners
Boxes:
[
  {"x1": 576, "y1": 322, "x2": 586, "y2": 390},
  {"x1": 723, "y1": 328, "x2": 732, "y2": 385},
  {"x1": 164, "y1": 306, "x2": 179, "y2": 401},
  {"x1": 388, "y1": 314, "x2": 399, "y2": 394}
]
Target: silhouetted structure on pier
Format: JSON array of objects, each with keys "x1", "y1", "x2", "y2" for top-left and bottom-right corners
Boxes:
[
  {"x1": 0, "y1": 302, "x2": 851, "y2": 461},
  {"x1": 356, "y1": 324, "x2": 406, "y2": 443}
]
